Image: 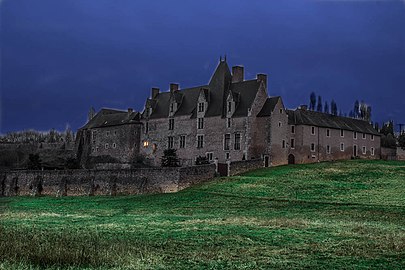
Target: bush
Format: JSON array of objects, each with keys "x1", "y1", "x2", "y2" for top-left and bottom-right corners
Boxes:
[
  {"x1": 195, "y1": 156, "x2": 209, "y2": 165},
  {"x1": 381, "y1": 134, "x2": 397, "y2": 149},
  {"x1": 161, "y1": 149, "x2": 179, "y2": 167}
]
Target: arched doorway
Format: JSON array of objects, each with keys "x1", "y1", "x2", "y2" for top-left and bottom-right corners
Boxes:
[{"x1": 288, "y1": 154, "x2": 295, "y2": 165}]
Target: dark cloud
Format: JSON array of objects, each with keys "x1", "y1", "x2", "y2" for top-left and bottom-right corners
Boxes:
[{"x1": 1, "y1": 0, "x2": 404, "y2": 133}]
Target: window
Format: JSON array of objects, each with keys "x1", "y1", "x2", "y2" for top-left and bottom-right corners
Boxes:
[
  {"x1": 179, "y1": 135, "x2": 186, "y2": 148},
  {"x1": 145, "y1": 122, "x2": 149, "y2": 134},
  {"x1": 96, "y1": 146, "x2": 99, "y2": 152},
  {"x1": 326, "y1": 129, "x2": 330, "y2": 137},
  {"x1": 197, "y1": 135, "x2": 204, "y2": 148},
  {"x1": 311, "y1": 143, "x2": 315, "y2": 152},
  {"x1": 105, "y1": 143, "x2": 109, "y2": 149},
  {"x1": 234, "y1": 133, "x2": 241, "y2": 150},
  {"x1": 354, "y1": 131, "x2": 357, "y2": 139},
  {"x1": 226, "y1": 152, "x2": 230, "y2": 160},
  {"x1": 92, "y1": 131, "x2": 97, "y2": 140},
  {"x1": 278, "y1": 122, "x2": 282, "y2": 127},
  {"x1": 282, "y1": 140, "x2": 286, "y2": 148},
  {"x1": 340, "y1": 129, "x2": 344, "y2": 137},
  {"x1": 327, "y1": 145, "x2": 331, "y2": 154},
  {"x1": 143, "y1": 141, "x2": 149, "y2": 147},
  {"x1": 112, "y1": 143, "x2": 116, "y2": 149},
  {"x1": 291, "y1": 125, "x2": 295, "y2": 134},
  {"x1": 106, "y1": 131, "x2": 110, "y2": 136},
  {"x1": 198, "y1": 118, "x2": 204, "y2": 129},
  {"x1": 340, "y1": 143, "x2": 344, "y2": 151},
  {"x1": 206, "y1": 152, "x2": 213, "y2": 161},
  {"x1": 114, "y1": 130, "x2": 117, "y2": 135},
  {"x1": 279, "y1": 108, "x2": 283, "y2": 114},
  {"x1": 311, "y1": 126, "x2": 315, "y2": 135},
  {"x1": 362, "y1": 133, "x2": 366, "y2": 139},
  {"x1": 93, "y1": 140, "x2": 96, "y2": 145},
  {"x1": 228, "y1": 101, "x2": 232, "y2": 112},
  {"x1": 92, "y1": 147, "x2": 95, "y2": 152},
  {"x1": 169, "y1": 119, "x2": 174, "y2": 130},
  {"x1": 224, "y1": 134, "x2": 231, "y2": 150},
  {"x1": 170, "y1": 103, "x2": 174, "y2": 113},
  {"x1": 371, "y1": 134, "x2": 374, "y2": 141},
  {"x1": 168, "y1": 136, "x2": 174, "y2": 149},
  {"x1": 198, "y1": 102, "x2": 205, "y2": 112},
  {"x1": 371, "y1": 147, "x2": 375, "y2": 156},
  {"x1": 290, "y1": 138, "x2": 295, "y2": 149},
  {"x1": 362, "y1": 146, "x2": 366, "y2": 154},
  {"x1": 227, "y1": 118, "x2": 231, "y2": 128}
]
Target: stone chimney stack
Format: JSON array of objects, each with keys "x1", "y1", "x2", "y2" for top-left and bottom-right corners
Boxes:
[
  {"x1": 299, "y1": 105, "x2": 308, "y2": 111},
  {"x1": 151, "y1": 87, "x2": 160, "y2": 99},
  {"x1": 257, "y1": 74, "x2": 267, "y2": 88},
  {"x1": 128, "y1": 108, "x2": 133, "y2": 113},
  {"x1": 170, "y1": 83, "x2": 179, "y2": 93},
  {"x1": 232, "y1": 66, "x2": 244, "y2": 83}
]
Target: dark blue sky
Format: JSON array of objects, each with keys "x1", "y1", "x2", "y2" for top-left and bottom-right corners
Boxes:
[{"x1": 1, "y1": 0, "x2": 405, "y2": 134}]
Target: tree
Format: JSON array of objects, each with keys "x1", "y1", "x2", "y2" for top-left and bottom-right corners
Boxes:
[
  {"x1": 354, "y1": 100, "x2": 360, "y2": 118},
  {"x1": 195, "y1": 156, "x2": 209, "y2": 165},
  {"x1": 380, "y1": 121, "x2": 394, "y2": 136},
  {"x1": 309, "y1": 92, "x2": 316, "y2": 111},
  {"x1": 324, "y1": 101, "x2": 329, "y2": 114},
  {"x1": 374, "y1": 122, "x2": 380, "y2": 132},
  {"x1": 27, "y1": 154, "x2": 42, "y2": 170},
  {"x1": 316, "y1": 96, "x2": 322, "y2": 112},
  {"x1": 398, "y1": 132, "x2": 405, "y2": 149},
  {"x1": 161, "y1": 149, "x2": 180, "y2": 167},
  {"x1": 330, "y1": 99, "x2": 338, "y2": 115},
  {"x1": 381, "y1": 134, "x2": 396, "y2": 149},
  {"x1": 65, "y1": 125, "x2": 73, "y2": 145}
]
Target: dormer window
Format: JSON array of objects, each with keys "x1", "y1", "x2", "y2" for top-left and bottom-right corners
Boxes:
[
  {"x1": 198, "y1": 102, "x2": 205, "y2": 112},
  {"x1": 169, "y1": 119, "x2": 174, "y2": 130},
  {"x1": 170, "y1": 103, "x2": 174, "y2": 113},
  {"x1": 228, "y1": 101, "x2": 232, "y2": 113}
]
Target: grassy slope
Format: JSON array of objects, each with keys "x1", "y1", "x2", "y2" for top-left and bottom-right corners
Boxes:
[{"x1": 0, "y1": 160, "x2": 404, "y2": 269}]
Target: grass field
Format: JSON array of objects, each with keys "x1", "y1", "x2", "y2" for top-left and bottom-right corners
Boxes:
[{"x1": 1, "y1": 160, "x2": 404, "y2": 269}]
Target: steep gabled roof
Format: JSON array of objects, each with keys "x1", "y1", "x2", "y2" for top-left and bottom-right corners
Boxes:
[
  {"x1": 287, "y1": 109, "x2": 380, "y2": 135},
  {"x1": 231, "y1": 80, "x2": 261, "y2": 117},
  {"x1": 257, "y1": 96, "x2": 281, "y2": 117},
  {"x1": 81, "y1": 109, "x2": 140, "y2": 129}
]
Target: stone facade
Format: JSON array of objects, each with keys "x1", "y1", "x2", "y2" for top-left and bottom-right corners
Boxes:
[{"x1": 76, "y1": 59, "x2": 382, "y2": 168}]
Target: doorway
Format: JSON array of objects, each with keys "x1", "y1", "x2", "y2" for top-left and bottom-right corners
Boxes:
[{"x1": 288, "y1": 154, "x2": 295, "y2": 164}]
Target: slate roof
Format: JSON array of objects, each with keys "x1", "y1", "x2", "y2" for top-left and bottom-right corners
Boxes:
[
  {"x1": 287, "y1": 109, "x2": 380, "y2": 135},
  {"x1": 257, "y1": 96, "x2": 281, "y2": 117},
  {"x1": 80, "y1": 109, "x2": 140, "y2": 129},
  {"x1": 145, "y1": 60, "x2": 262, "y2": 119}
]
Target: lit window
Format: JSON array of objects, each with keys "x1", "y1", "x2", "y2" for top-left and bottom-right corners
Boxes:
[
  {"x1": 340, "y1": 143, "x2": 344, "y2": 151},
  {"x1": 311, "y1": 127, "x2": 315, "y2": 135},
  {"x1": 362, "y1": 146, "x2": 366, "y2": 154},
  {"x1": 197, "y1": 135, "x2": 204, "y2": 148},
  {"x1": 326, "y1": 129, "x2": 330, "y2": 137},
  {"x1": 311, "y1": 143, "x2": 315, "y2": 152},
  {"x1": 143, "y1": 141, "x2": 149, "y2": 147},
  {"x1": 291, "y1": 125, "x2": 295, "y2": 134},
  {"x1": 198, "y1": 118, "x2": 204, "y2": 129},
  {"x1": 179, "y1": 135, "x2": 186, "y2": 148},
  {"x1": 224, "y1": 134, "x2": 230, "y2": 150},
  {"x1": 290, "y1": 138, "x2": 295, "y2": 149},
  {"x1": 234, "y1": 133, "x2": 241, "y2": 150}
]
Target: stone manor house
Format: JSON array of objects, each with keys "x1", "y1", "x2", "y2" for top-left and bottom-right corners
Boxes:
[{"x1": 76, "y1": 59, "x2": 381, "y2": 168}]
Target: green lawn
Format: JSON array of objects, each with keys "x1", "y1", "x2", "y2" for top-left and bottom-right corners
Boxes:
[{"x1": 1, "y1": 160, "x2": 404, "y2": 269}]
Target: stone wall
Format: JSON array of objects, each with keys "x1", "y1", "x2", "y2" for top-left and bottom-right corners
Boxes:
[
  {"x1": 0, "y1": 165, "x2": 216, "y2": 197},
  {"x1": 228, "y1": 159, "x2": 263, "y2": 176},
  {"x1": 381, "y1": 147, "x2": 397, "y2": 161},
  {"x1": 397, "y1": 147, "x2": 405, "y2": 161}
]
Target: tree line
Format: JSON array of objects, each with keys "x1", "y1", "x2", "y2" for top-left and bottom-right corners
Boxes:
[
  {"x1": 309, "y1": 92, "x2": 372, "y2": 121},
  {"x1": 0, "y1": 126, "x2": 75, "y2": 145}
]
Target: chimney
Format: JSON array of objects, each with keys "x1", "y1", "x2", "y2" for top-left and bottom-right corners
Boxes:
[
  {"x1": 151, "y1": 87, "x2": 159, "y2": 99},
  {"x1": 299, "y1": 105, "x2": 308, "y2": 111},
  {"x1": 170, "y1": 83, "x2": 179, "y2": 93},
  {"x1": 257, "y1": 74, "x2": 267, "y2": 87},
  {"x1": 128, "y1": 108, "x2": 133, "y2": 114},
  {"x1": 232, "y1": 66, "x2": 244, "y2": 83}
]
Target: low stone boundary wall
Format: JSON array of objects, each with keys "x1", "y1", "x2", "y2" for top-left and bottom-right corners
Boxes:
[
  {"x1": 381, "y1": 147, "x2": 405, "y2": 161},
  {"x1": 228, "y1": 159, "x2": 263, "y2": 176},
  {"x1": 397, "y1": 147, "x2": 405, "y2": 161},
  {"x1": 0, "y1": 164, "x2": 216, "y2": 197}
]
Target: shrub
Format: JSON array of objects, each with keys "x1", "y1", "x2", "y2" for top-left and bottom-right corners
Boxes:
[
  {"x1": 161, "y1": 149, "x2": 179, "y2": 167},
  {"x1": 195, "y1": 155, "x2": 209, "y2": 165}
]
